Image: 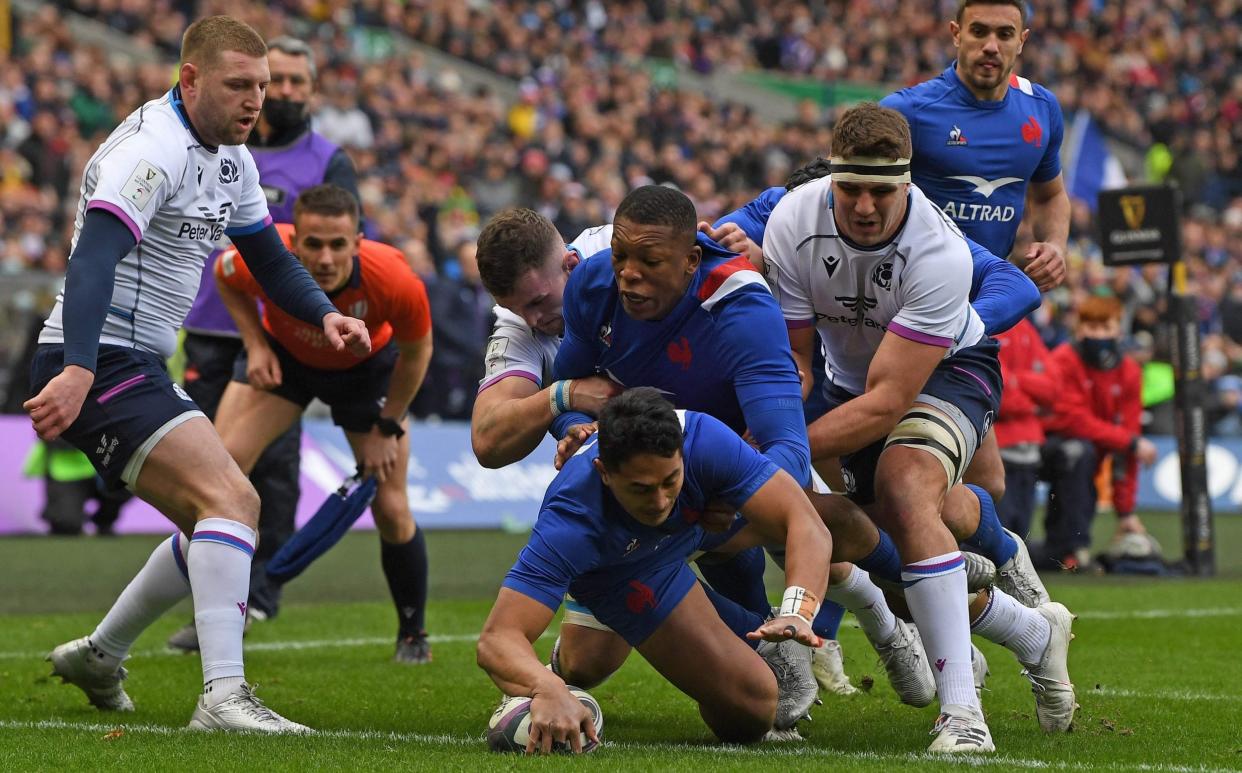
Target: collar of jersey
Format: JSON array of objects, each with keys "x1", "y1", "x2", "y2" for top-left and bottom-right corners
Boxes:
[
  {"x1": 943, "y1": 64, "x2": 1009, "y2": 111},
  {"x1": 325, "y1": 255, "x2": 363, "y2": 298},
  {"x1": 826, "y1": 188, "x2": 914, "y2": 252},
  {"x1": 169, "y1": 86, "x2": 219, "y2": 153}
]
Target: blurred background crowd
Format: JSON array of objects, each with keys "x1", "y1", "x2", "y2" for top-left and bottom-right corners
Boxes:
[{"x1": 2, "y1": 0, "x2": 1240, "y2": 433}]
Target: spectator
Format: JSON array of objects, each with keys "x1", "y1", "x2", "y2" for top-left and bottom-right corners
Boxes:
[{"x1": 1039, "y1": 296, "x2": 1159, "y2": 569}]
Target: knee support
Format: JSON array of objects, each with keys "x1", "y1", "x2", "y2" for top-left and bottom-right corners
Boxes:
[{"x1": 884, "y1": 399, "x2": 976, "y2": 489}]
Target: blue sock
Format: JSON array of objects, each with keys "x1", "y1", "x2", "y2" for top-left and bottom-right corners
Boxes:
[
  {"x1": 856, "y1": 530, "x2": 903, "y2": 583},
  {"x1": 962, "y1": 484, "x2": 1019, "y2": 565},
  {"x1": 696, "y1": 546, "x2": 770, "y2": 618},
  {"x1": 812, "y1": 601, "x2": 846, "y2": 639},
  {"x1": 701, "y1": 582, "x2": 764, "y2": 649}
]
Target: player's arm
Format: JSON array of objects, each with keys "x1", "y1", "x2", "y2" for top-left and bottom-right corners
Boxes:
[
  {"x1": 24, "y1": 209, "x2": 137, "y2": 440},
  {"x1": 807, "y1": 332, "x2": 947, "y2": 460},
  {"x1": 734, "y1": 469, "x2": 832, "y2": 647},
  {"x1": 473, "y1": 375, "x2": 622, "y2": 468},
  {"x1": 229, "y1": 224, "x2": 370, "y2": 356},
  {"x1": 477, "y1": 589, "x2": 596, "y2": 754},
  {"x1": 967, "y1": 236, "x2": 1040, "y2": 335},
  {"x1": 786, "y1": 323, "x2": 817, "y2": 401},
  {"x1": 1021, "y1": 174, "x2": 1070, "y2": 291}
]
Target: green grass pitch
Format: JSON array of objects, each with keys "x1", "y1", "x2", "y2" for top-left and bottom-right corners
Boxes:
[{"x1": 1, "y1": 513, "x2": 1240, "y2": 771}]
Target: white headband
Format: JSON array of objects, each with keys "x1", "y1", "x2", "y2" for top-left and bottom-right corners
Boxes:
[{"x1": 829, "y1": 156, "x2": 911, "y2": 184}]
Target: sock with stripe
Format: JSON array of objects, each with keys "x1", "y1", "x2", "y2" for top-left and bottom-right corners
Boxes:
[
  {"x1": 700, "y1": 582, "x2": 765, "y2": 649},
  {"x1": 189, "y1": 517, "x2": 255, "y2": 706},
  {"x1": 696, "y1": 546, "x2": 770, "y2": 618},
  {"x1": 381, "y1": 528, "x2": 430, "y2": 637},
  {"x1": 961, "y1": 484, "x2": 1019, "y2": 566},
  {"x1": 824, "y1": 566, "x2": 897, "y2": 645},
  {"x1": 90, "y1": 533, "x2": 192, "y2": 658},
  {"x1": 970, "y1": 587, "x2": 1052, "y2": 667},
  {"x1": 902, "y1": 551, "x2": 979, "y2": 710}
]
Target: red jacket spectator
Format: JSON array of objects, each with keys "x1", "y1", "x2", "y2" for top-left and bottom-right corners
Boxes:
[
  {"x1": 995, "y1": 319, "x2": 1061, "y2": 449},
  {"x1": 1042, "y1": 331, "x2": 1144, "y2": 516}
]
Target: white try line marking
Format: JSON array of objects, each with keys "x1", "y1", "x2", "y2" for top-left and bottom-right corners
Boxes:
[
  {"x1": 1089, "y1": 687, "x2": 1242, "y2": 704},
  {"x1": 0, "y1": 631, "x2": 550, "y2": 661},
  {"x1": 0, "y1": 719, "x2": 1235, "y2": 772},
  {"x1": 0, "y1": 605, "x2": 1239, "y2": 661},
  {"x1": 1074, "y1": 607, "x2": 1242, "y2": 621}
]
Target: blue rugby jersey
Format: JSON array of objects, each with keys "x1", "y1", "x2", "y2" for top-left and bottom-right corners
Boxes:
[
  {"x1": 503, "y1": 410, "x2": 777, "y2": 609},
  {"x1": 551, "y1": 232, "x2": 810, "y2": 485},
  {"x1": 882, "y1": 66, "x2": 1064, "y2": 259}
]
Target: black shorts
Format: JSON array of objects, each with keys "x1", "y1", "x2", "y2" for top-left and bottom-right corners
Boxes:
[
  {"x1": 29, "y1": 344, "x2": 204, "y2": 490},
  {"x1": 820, "y1": 338, "x2": 1002, "y2": 506},
  {"x1": 232, "y1": 337, "x2": 397, "y2": 433}
]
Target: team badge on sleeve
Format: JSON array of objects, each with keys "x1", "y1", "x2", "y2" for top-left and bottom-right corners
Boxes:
[{"x1": 120, "y1": 160, "x2": 165, "y2": 211}]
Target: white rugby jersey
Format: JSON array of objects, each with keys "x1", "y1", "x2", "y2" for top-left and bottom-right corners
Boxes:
[
  {"x1": 477, "y1": 224, "x2": 613, "y2": 391},
  {"x1": 762, "y1": 176, "x2": 985, "y2": 395},
  {"x1": 41, "y1": 88, "x2": 271, "y2": 359}
]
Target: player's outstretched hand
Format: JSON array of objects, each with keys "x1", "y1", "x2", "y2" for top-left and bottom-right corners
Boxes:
[
  {"x1": 1023, "y1": 241, "x2": 1067, "y2": 291},
  {"x1": 246, "y1": 343, "x2": 283, "y2": 390},
  {"x1": 698, "y1": 221, "x2": 763, "y2": 270},
  {"x1": 323, "y1": 312, "x2": 371, "y2": 357},
  {"x1": 526, "y1": 685, "x2": 598, "y2": 755},
  {"x1": 569, "y1": 376, "x2": 623, "y2": 417},
  {"x1": 24, "y1": 365, "x2": 93, "y2": 442},
  {"x1": 554, "y1": 422, "x2": 597, "y2": 470},
  {"x1": 747, "y1": 614, "x2": 823, "y2": 649}
]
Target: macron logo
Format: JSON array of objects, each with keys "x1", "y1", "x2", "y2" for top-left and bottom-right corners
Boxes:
[{"x1": 947, "y1": 175, "x2": 1024, "y2": 199}]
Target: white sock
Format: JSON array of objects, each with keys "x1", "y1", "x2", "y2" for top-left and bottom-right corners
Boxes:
[
  {"x1": 189, "y1": 517, "x2": 255, "y2": 706},
  {"x1": 902, "y1": 552, "x2": 978, "y2": 711},
  {"x1": 824, "y1": 566, "x2": 897, "y2": 645},
  {"x1": 90, "y1": 533, "x2": 192, "y2": 658},
  {"x1": 971, "y1": 588, "x2": 1052, "y2": 667}
]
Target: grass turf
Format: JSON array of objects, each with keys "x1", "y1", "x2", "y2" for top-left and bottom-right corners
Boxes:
[{"x1": 1, "y1": 515, "x2": 1240, "y2": 771}]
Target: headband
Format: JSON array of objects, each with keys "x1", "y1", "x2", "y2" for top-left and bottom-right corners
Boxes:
[{"x1": 828, "y1": 156, "x2": 911, "y2": 184}]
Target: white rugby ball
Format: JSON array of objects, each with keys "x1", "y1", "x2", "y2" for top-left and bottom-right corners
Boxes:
[{"x1": 486, "y1": 687, "x2": 603, "y2": 753}]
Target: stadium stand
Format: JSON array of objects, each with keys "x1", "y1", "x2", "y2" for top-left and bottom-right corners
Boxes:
[{"x1": 2, "y1": 0, "x2": 1240, "y2": 435}]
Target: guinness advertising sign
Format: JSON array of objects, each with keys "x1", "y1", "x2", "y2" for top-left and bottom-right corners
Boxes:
[{"x1": 1098, "y1": 185, "x2": 1182, "y2": 265}]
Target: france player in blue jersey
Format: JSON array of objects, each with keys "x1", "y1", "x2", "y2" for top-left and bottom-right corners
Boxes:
[
  {"x1": 879, "y1": 0, "x2": 1069, "y2": 292},
  {"x1": 478, "y1": 388, "x2": 832, "y2": 749},
  {"x1": 550, "y1": 186, "x2": 810, "y2": 486}
]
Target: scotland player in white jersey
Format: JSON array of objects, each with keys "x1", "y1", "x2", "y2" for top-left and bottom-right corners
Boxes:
[
  {"x1": 763, "y1": 104, "x2": 1075, "y2": 752},
  {"x1": 471, "y1": 211, "x2": 620, "y2": 469},
  {"x1": 26, "y1": 16, "x2": 369, "y2": 734}
]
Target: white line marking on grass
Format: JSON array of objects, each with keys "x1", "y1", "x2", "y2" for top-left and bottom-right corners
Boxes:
[
  {"x1": 1, "y1": 719, "x2": 1237, "y2": 772},
  {"x1": 1075, "y1": 607, "x2": 1242, "y2": 621},
  {"x1": 0, "y1": 631, "x2": 549, "y2": 660},
  {"x1": 1089, "y1": 686, "x2": 1242, "y2": 703},
  {"x1": 1, "y1": 605, "x2": 1239, "y2": 660}
]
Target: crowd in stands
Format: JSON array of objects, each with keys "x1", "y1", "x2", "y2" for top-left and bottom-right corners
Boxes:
[{"x1": 2, "y1": 0, "x2": 1240, "y2": 435}]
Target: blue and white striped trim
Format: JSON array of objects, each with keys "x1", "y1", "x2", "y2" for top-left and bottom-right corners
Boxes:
[
  {"x1": 191, "y1": 530, "x2": 255, "y2": 557},
  {"x1": 170, "y1": 533, "x2": 189, "y2": 581},
  {"x1": 900, "y1": 553, "x2": 966, "y2": 585}
]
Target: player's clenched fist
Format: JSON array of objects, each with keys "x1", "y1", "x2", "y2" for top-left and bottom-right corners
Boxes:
[{"x1": 24, "y1": 365, "x2": 94, "y2": 441}]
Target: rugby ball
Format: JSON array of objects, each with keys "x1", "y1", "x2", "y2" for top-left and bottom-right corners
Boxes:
[{"x1": 486, "y1": 687, "x2": 603, "y2": 753}]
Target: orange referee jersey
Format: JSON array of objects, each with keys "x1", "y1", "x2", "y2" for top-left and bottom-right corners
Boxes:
[{"x1": 215, "y1": 223, "x2": 432, "y2": 370}]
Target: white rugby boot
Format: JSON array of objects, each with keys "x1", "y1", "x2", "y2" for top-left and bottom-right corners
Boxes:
[
  {"x1": 757, "y1": 637, "x2": 818, "y2": 730},
  {"x1": 995, "y1": 530, "x2": 1050, "y2": 608},
  {"x1": 872, "y1": 618, "x2": 936, "y2": 708},
  {"x1": 187, "y1": 683, "x2": 312, "y2": 733},
  {"x1": 47, "y1": 637, "x2": 133, "y2": 712},
  {"x1": 1022, "y1": 602, "x2": 1077, "y2": 732},
  {"x1": 811, "y1": 640, "x2": 858, "y2": 695},
  {"x1": 927, "y1": 704, "x2": 995, "y2": 753}
]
